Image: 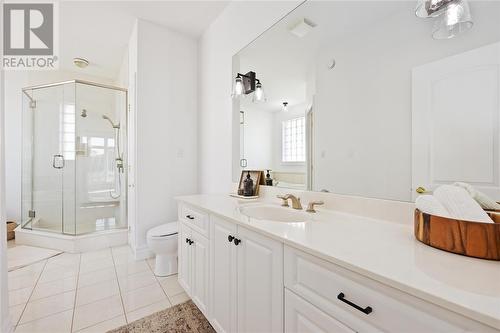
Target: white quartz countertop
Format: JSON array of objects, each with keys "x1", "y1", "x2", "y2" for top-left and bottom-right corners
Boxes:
[{"x1": 176, "y1": 194, "x2": 500, "y2": 330}]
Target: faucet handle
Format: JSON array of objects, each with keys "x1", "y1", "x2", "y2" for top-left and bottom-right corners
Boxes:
[
  {"x1": 277, "y1": 195, "x2": 289, "y2": 207},
  {"x1": 306, "y1": 200, "x2": 324, "y2": 213}
]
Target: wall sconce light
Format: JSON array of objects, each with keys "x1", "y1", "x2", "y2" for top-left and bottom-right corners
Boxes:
[
  {"x1": 282, "y1": 102, "x2": 289, "y2": 112},
  {"x1": 232, "y1": 71, "x2": 265, "y2": 102}
]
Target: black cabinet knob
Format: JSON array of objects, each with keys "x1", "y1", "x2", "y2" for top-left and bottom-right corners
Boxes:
[
  {"x1": 186, "y1": 215, "x2": 195, "y2": 220},
  {"x1": 234, "y1": 238, "x2": 241, "y2": 246},
  {"x1": 228, "y1": 235, "x2": 234, "y2": 243}
]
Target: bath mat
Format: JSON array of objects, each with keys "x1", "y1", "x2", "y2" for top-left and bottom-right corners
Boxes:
[
  {"x1": 107, "y1": 300, "x2": 215, "y2": 333},
  {"x1": 8, "y1": 245, "x2": 62, "y2": 271}
]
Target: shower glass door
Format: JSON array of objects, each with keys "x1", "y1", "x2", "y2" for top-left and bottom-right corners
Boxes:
[
  {"x1": 75, "y1": 83, "x2": 127, "y2": 234},
  {"x1": 21, "y1": 83, "x2": 76, "y2": 234}
]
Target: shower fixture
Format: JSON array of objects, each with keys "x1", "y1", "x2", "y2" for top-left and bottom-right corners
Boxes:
[
  {"x1": 102, "y1": 114, "x2": 124, "y2": 199},
  {"x1": 102, "y1": 114, "x2": 120, "y2": 129}
]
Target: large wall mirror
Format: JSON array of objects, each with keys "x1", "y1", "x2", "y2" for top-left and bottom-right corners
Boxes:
[{"x1": 232, "y1": 0, "x2": 500, "y2": 202}]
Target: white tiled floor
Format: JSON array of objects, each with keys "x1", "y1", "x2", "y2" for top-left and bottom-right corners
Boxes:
[{"x1": 8, "y1": 245, "x2": 188, "y2": 333}]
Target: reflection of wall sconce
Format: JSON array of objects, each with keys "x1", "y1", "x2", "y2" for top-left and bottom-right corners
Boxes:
[
  {"x1": 232, "y1": 71, "x2": 265, "y2": 102},
  {"x1": 415, "y1": 0, "x2": 473, "y2": 39}
]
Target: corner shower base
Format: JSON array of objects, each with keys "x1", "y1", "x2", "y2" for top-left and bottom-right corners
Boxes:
[{"x1": 14, "y1": 226, "x2": 128, "y2": 253}]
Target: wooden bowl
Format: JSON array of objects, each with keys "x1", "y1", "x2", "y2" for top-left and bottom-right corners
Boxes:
[{"x1": 414, "y1": 209, "x2": 500, "y2": 260}]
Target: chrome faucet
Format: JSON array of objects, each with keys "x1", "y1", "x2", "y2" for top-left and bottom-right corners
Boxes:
[{"x1": 277, "y1": 194, "x2": 302, "y2": 210}]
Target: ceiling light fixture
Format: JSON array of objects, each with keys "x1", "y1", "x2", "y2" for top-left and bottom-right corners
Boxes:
[
  {"x1": 282, "y1": 102, "x2": 289, "y2": 112},
  {"x1": 73, "y1": 57, "x2": 89, "y2": 68},
  {"x1": 432, "y1": 0, "x2": 473, "y2": 39},
  {"x1": 232, "y1": 71, "x2": 265, "y2": 102},
  {"x1": 415, "y1": 0, "x2": 473, "y2": 39}
]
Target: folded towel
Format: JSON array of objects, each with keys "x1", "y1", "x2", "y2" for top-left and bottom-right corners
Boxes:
[
  {"x1": 453, "y1": 182, "x2": 500, "y2": 211},
  {"x1": 434, "y1": 185, "x2": 493, "y2": 223},
  {"x1": 415, "y1": 195, "x2": 449, "y2": 217}
]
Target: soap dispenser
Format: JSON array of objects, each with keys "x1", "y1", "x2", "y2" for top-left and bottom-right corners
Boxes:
[
  {"x1": 243, "y1": 171, "x2": 254, "y2": 196},
  {"x1": 265, "y1": 170, "x2": 273, "y2": 186}
]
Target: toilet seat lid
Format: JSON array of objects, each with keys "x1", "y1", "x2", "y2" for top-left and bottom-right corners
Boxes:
[{"x1": 148, "y1": 222, "x2": 178, "y2": 237}]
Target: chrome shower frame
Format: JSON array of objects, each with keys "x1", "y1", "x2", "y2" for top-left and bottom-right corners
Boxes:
[{"x1": 21, "y1": 79, "x2": 128, "y2": 236}]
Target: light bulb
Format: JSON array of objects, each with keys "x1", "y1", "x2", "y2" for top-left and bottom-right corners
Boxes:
[
  {"x1": 253, "y1": 82, "x2": 264, "y2": 102},
  {"x1": 234, "y1": 76, "x2": 243, "y2": 96},
  {"x1": 432, "y1": 0, "x2": 472, "y2": 39}
]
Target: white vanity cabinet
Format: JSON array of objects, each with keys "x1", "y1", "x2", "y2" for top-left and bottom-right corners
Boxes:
[
  {"x1": 210, "y1": 215, "x2": 283, "y2": 333},
  {"x1": 178, "y1": 205, "x2": 210, "y2": 316},
  {"x1": 177, "y1": 199, "x2": 499, "y2": 333}
]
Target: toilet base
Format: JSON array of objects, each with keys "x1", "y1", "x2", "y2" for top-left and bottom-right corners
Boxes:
[{"x1": 154, "y1": 254, "x2": 178, "y2": 277}]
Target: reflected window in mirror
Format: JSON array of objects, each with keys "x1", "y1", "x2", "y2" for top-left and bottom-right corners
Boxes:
[{"x1": 282, "y1": 117, "x2": 305, "y2": 163}]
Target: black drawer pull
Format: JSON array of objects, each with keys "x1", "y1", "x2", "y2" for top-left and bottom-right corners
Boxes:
[
  {"x1": 337, "y1": 292, "x2": 372, "y2": 315},
  {"x1": 228, "y1": 235, "x2": 234, "y2": 243},
  {"x1": 185, "y1": 238, "x2": 189, "y2": 243},
  {"x1": 188, "y1": 240, "x2": 194, "y2": 245},
  {"x1": 186, "y1": 215, "x2": 195, "y2": 220},
  {"x1": 233, "y1": 238, "x2": 241, "y2": 246}
]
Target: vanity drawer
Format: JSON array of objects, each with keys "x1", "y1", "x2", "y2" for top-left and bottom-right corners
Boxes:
[
  {"x1": 179, "y1": 204, "x2": 209, "y2": 237},
  {"x1": 285, "y1": 289, "x2": 355, "y2": 333},
  {"x1": 284, "y1": 246, "x2": 491, "y2": 333}
]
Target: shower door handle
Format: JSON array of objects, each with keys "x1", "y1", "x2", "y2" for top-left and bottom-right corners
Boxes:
[{"x1": 52, "y1": 154, "x2": 65, "y2": 169}]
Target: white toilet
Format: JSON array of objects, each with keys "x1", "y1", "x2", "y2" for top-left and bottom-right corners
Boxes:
[{"x1": 146, "y1": 222, "x2": 178, "y2": 277}]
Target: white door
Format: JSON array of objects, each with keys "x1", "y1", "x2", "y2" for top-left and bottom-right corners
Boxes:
[
  {"x1": 210, "y1": 216, "x2": 237, "y2": 333},
  {"x1": 412, "y1": 42, "x2": 500, "y2": 200},
  {"x1": 190, "y1": 230, "x2": 209, "y2": 317},
  {"x1": 236, "y1": 226, "x2": 283, "y2": 333},
  {"x1": 285, "y1": 289, "x2": 355, "y2": 333},
  {"x1": 178, "y1": 222, "x2": 192, "y2": 295}
]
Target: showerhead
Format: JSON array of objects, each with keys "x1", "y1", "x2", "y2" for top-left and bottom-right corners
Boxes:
[{"x1": 102, "y1": 115, "x2": 120, "y2": 129}]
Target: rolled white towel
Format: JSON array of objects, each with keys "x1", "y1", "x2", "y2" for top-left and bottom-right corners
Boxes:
[
  {"x1": 415, "y1": 195, "x2": 449, "y2": 217},
  {"x1": 434, "y1": 185, "x2": 493, "y2": 223},
  {"x1": 453, "y1": 182, "x2": 500, "y2": 211}
]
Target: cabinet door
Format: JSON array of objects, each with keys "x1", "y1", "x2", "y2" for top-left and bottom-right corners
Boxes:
[
  {"x1": 178, "y1": 222, "x2": 192, "y2": 295},
  {"x1": 237, "y1": 226, "x2": 283, "y2": 333},
  {"x1": 191, "y1": 230, "x2": 210, "y2": 317},
  {"x1": 210, "y1": 216, "x2": 237, "y2": 333},
  {"x1": 285, "y1": 289, "x2": 355, "y2": 333}
]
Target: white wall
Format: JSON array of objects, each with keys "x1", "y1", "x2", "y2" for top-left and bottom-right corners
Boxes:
[
  {"x1": 129, "y1": 19, "x2": 198, "y2": 258},
  {"x1": 198, "y1": 1, "x2": 302, "y2": 193}
]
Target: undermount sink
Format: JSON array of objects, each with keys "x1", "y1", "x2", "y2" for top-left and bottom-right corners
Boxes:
[{"x1": 239, "y1": 204, "x2": 309, "y2": 223}]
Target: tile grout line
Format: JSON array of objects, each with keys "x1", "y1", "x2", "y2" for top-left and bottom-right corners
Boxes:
[
  {"x1": 146, "y1": 259, "x2": 173, "y2": 305},
  {"x1": 110, "y1": 248, "x2": 130, "y2": 324},
  {"x1": 14, "y1": 259, "x2": 49, "y2": 328},
  {"x1": 70, "y1": 253, "x2": 82, "y2": 333}
]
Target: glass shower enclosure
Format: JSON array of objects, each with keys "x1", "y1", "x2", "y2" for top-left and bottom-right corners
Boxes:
[{"x1": 21, "y1": 80, "x2": 127, "y2": 235}]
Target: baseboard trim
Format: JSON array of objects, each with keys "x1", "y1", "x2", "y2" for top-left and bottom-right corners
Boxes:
[{"x1": 133, "y1": 245, "x2": 153, "y2": 260}]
